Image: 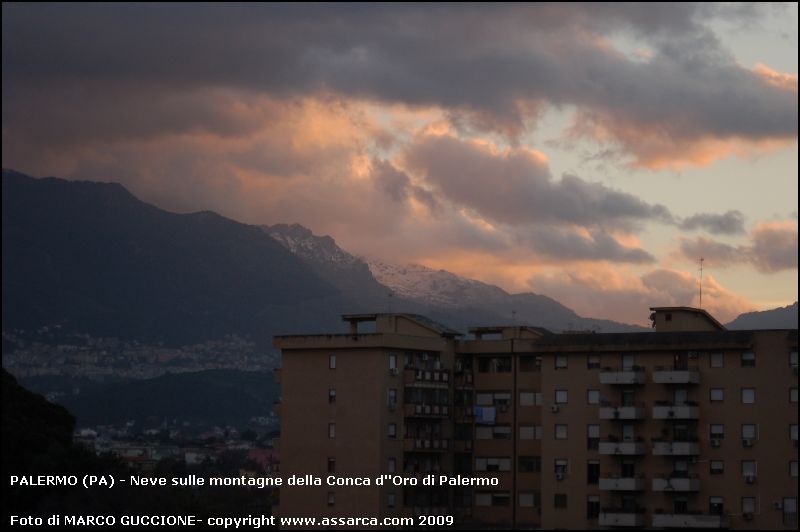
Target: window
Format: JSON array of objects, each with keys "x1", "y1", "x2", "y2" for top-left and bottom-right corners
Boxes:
[
  {"x1": 555, "y1": 459, "x2": 569, "y2": 475},
  {"x1": 519, "y1": 492, "x2": 536, "y2": 508},
  {"x1": 555, "y1": 389, "x2": 568, "y2": 404},
  {"x1": 791, "y1": 461, "x2": 798, "y2": 478},
  {"x1": 556, "y1": 354, "x2": 568, "y2": 369},
  {"x1": 792, "y1": 388, "x2": 798, "y2": 403},
  {"x1": 710, "y1": 424, "x2": 725, "y2": 439},
  {"x1": 710, "y1": 352, "x2": 724, "y2": 368},
  {"x1": 742, "y1": 424, "x2": 757, "y2": 440},
  {"x1": 387, "y1": 493, "x2": 396, "y2": 509},
  {"x1": 389, "y1": 354, "x2": 397, "y2": 371},
  {"x1": 476, "y1": 492, "x2": 510, "y2": 507},
  {"x1": 587, "y1": 496, "x2": 600, "y2": 518},
  {"x1": 792, "y1": 350, "x2": 798, "y2": 368},
  {"x1": 741, "y1": 351, "x2": 755, "y2": 367},
  {"x1": 555, "y1": 424, "x2": 568, "y2": 440},
  {"x1": 587, "y1": 461, "x2": 600, "y2": 485},
  {"x1": 329, "y1": 354, "x2": 336, "y2": 369},
  {"x1": 782, "y1": 497, "x2": 797, "y2": 527},
  {"x1": 520, "y1": 391, "x2": 536, "y2": 406},
  {"x1": 388, "y1": 423, "x2": 396, "y2": 439},
  {"x1": 476, "y1": 457, "x2": 512, "y2": 472},
  {"x1": 622, "y1": 353, "x2": 635, "y2": 370},
  {"x1": 518, "y1": 456, "x2": 541, "y2": 473},
  {"x1": 710, "y1": 388, "x2": 724, "y2": 402},
  {"x1": 387, "y1": 388, "x2": 397, "y2": 409},
  {"x1": 388, "y1": 458, "x2": 396, "y2": 473},
  {"x1": 742, "y1": 497, "x2": 756, "y2": 515},
  {"x1": 554, "y1": 494, "x2": 567, "y2": 509},
  {"x1": 741, "y1": 388, "x2": 755, "y2": 404},
  {"x1": 328, "y1": 423, "x2": 336, "y2": 439},
  {"x1": 328, "y1": 457, "x2": 336, "y2": 473},
  {"x1": 709, "y1": 497, "x2": 724, "y2": 516},
  {"x1": 587, "y1": 390, "x2": 600, "y2": 405},
  {"x1": 587, "y1": 354, "x2": 600, "y2": 369},
  {"x1": 329, "y1": 388, "x2": 336, "y2": 404},
  {"x1": 587, "y1": 424, "x2": 600, "y2": 450},
  {"x1": 520, "y1": 356, "x2": 541, "y2": 372},
  {"x1": 477, "y1": 425, "x2": 512, "y2": 440},
  {"x1": 710, "y1": 460, "x2": 724, "y2": 475},
  {"x1": 478, "y1": 357, "x2": 512, "y2": 373},
  {"x1": 792, "y1": 424, "x2": 798, "y2": 442},
  {"x1": 519, "y1": 425, "x2": 539, "y2": 440},
  {"x1": 327, "y1": 492, "x2": 335, "y2": 506},
  {"x1": 741, "y1": 460, "x2": 757, "y2": 478}
]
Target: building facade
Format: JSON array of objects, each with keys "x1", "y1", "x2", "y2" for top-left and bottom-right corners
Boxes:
[{"x1": 274, "y1": 308, "x2": 798, "y2": 529}]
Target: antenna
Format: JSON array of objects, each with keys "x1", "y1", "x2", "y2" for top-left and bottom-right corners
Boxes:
[
  {"x1": 698, "y1": 257, "x2": 704, "y2": 309},
  {"x1": 387, "y1": 291, "x2": 394, "y2": 313},
  {"x1": 511, "y1": 309, "x2": 517, "y2": 325}
]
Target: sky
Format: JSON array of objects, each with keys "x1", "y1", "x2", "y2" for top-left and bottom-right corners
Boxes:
[{"x1": 2, "y1": 3, "x2": 797, "y2": 325}]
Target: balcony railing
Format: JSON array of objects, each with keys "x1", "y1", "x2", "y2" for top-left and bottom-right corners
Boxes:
[
  {"x1": 599, "y1": 366, "x2": 646, "y2": 385},
  {"x1": 651, "y1": 513, "x2": 729, "y2": 528},
  {"x1": 599, "y1": 476, "x2": 646, "y2": 491},
  {"x1": 652, "y1": 402, "x2": 699, "y2": 420},
  {"x1": 599, "y1": 403, "x2": 646, "y2": 420},
  {"x1": 652, "y1": 440, "x2": 700, "y2": 456},
  {"x1": 599, "y1": 509, "x2": 646, "y2": 527},
  {"x1": 404, "y1": 438, "x2": 450, "y2": 452},
  {"x1": 652, "y1": 476, "x2": 700, "y2": 492},
  {"x1": 652, "y1": 366, "x2": 700, "y2": 384},
  {"x1": 403, "y1": 403, "x2": 450, "y2": 418},
  {"x1": 599, "y1": 439, "x2": 646, "y2": 455},
  {"x1": 404, "y1": 368, "x2": 450, "y2": 386}
]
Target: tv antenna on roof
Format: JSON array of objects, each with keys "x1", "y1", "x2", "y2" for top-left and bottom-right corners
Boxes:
[
  {"x1": 511, "y1": 309, "x2": 517, "y2": 326},
  {"x1": 698, "y1": 257, "x2": 704, "y2": 309}
]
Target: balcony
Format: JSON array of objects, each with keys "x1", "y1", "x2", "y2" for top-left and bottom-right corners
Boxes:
[
  {"x1": 599, "y1": 366, "x2": 646, "y2": 385},
  {"x1": 599, "y1": 439, "x2": 646, "y2": 455},
  {"x1": 652, "y1": 476, "x2": 700, "y2": 492},
  {"x1": 652, "y1": 366, "x2": 699, "y2": 384},
  {"x1": 652, "y1": 440, "x2": 700, "y2": 456},
  {"x1": 599, "y1": 405, "x2": 646, "y2": 420},
  {"x1": 404, "y1": 438, "x2": 450, "y2": 452},
  {"x1": 599, "y1": 510, "x2": 646, "y2": 527},
  {"x1": 652, "y1": 513, "x2": 729, "y2": 528},
  {"x1": 403, "y1": 403, "x2": 450, "y2": 418},
  {"x1": 599, "y1": 476, "x2": 646, "y2": 491},
  {"x1": 404, "y1": 368, "x2": 450, "y2": 387},
  {"x1": 652, "y1": 402, "x2": 699, "y2": 420}
]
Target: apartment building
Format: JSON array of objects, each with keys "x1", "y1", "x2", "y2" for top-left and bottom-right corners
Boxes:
[{"x1": 273, "y1": 307, "x2": 798, "y2": 529}]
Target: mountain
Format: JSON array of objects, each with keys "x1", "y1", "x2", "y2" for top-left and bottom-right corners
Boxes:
[
  {"x1": 18, "y1": 369, "x2": 279, "y2": 428},
  {"x1": 263, "y1": 223, "x2": 390, "y2": 307},
  {"x1": 367, "y1": 260, "x2": 645, "y2": 333},
  {"x1": 726, "y1": 302, "x2": 798, "y2": 330},
  {"x1": 2, "y1": 170, "x2": 348, "y2": 345},
  {"x1": 265, "y1": 223, "x2": 645, "y2": 332}
]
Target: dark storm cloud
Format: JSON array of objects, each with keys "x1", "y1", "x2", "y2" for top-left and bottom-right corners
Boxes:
[
  {"x1": 678, "y1": 210, "x2": 746, "y2": 235},
  {"x1": 518, "y1": 227, "x2": 656, "y2": 263},
  {"x1": 2, "y1": 3, "x2": 796, "y2": 157}
]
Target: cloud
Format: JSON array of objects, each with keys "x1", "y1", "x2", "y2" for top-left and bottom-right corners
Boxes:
[
  {"x1": 678, "y1": 221, "x2": 798, "y2": 273},
  {"x1": 402, "y1": 133, "x2": 672, "y2": 229},
  {"x1": 678, "y1": 210, "x2": 745, "y2": 235},
  {"x1": 528, "y1": 265, "x2": 754, "y2": 325},
  {"x1": 3, "y1": 4, "x2": 796, "y2": 167}
]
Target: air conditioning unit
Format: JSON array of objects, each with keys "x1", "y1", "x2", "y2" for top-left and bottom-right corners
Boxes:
[
  {"x1": 710, "y1": 438, "x2": 721, "y2": 448},
  {"x1": 742, "y1": 512, "x2": 754, "y2": 521},
  {"x1": 551, "y1": 405, "x2": 560, "y2": 413},
  {"x1": 556, "y1": 472, "x2": 565, "y2": 481},
  {"x1": 744, "y1": 475, "x2": 755, "y2": 484},
  {"x1": 742, "y1": 438, "x2": 753, "y2": 448},
  {"x1": 773, "y1": 501, "x2": 783, "y2": 510}
]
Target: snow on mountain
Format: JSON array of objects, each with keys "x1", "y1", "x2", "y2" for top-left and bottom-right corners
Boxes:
[
  {"x1": 366, "y1": 259, "x2": 508, "y2": 309},
  {"x1": 263, "y1": 223, "x2": 360, "y2": 268}
]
